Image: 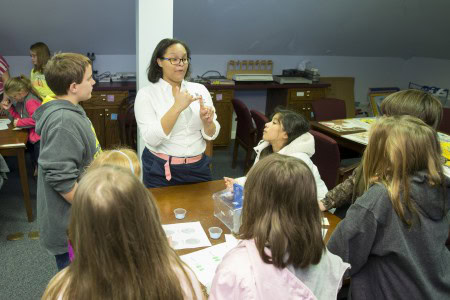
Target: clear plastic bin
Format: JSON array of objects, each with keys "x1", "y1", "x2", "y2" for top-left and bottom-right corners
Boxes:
[{"x1": 213, "y1": 189, "x2": 242, "y2": 233}]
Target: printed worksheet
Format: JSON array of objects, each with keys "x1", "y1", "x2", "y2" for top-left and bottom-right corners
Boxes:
[
  {"x1": 162, "y1": 221, "x2": 211, "y2": 250},
  {"x1": 180, "y1": 240, "x2": 238, "y2": 292}
]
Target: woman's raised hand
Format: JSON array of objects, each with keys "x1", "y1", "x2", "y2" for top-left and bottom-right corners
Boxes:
[
  {"x1": 173, "y1": 86, "x2": 196, "y2": 112},
  {"x1": 199, "y1": 96, "x2": 214, "y2": 124}
]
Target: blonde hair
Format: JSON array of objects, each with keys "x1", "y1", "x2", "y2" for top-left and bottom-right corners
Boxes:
[
  {"x1": 4, "y1": 75, "x2": 42, "y2": 101},
  {"x1": 42, "y1": 165, "x2": 196, "y2": 299},
  {"x1": 240, "y1": 153, "x2": 324, "y2": 269},
  {"x1": 89, "y1": 148, "x2": 141, "y2": 177},
  {"x1": 30, "y1": 42, "x2": 51, "y2": 73},
  {"x1": 380, "y1": 89, "x2": 443, "y2": 129},
  {"x1": 363, "y1": 115, "x2": 446, "y2": 227},
  {"x1": 44, "y1": 53, "x2": 91, "y2": 96}
]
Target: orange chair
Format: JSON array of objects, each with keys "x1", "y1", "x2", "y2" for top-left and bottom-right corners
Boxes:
[
  {"x1": 231, "y1": 98, "x2": 257, "y2": 169},
  {"x1": 250, "y1": 109, "x2": 269, "y2": 143},
  {"x1": 311, "y1": 98, "x2": 347, "y2": 121}
]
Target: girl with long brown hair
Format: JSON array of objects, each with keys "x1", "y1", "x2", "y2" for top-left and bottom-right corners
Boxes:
[
  {"x1": 42, "y1": 165, "x2": 203, "y2": 299},
  {"x1": 328, "y1": 115, "x2": 450, "y2": 299},
  {"x1": 210, "y1": 154, "x2": 349, "y2": 299}
]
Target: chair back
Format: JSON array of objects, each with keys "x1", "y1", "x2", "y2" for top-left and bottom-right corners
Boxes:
[
  {"x1": 118, "y1": 95, "x2": 137, "y2": 150},
  {"x1": 439, "y1": 107, "x2": 450, "y2": 135},
  {"x1": 231, "y1": 98, "x2": 256, "y2": 146},
  {"x1": 312, "y1": 98, "x2": 347, "y2": 121},
  {"x1": 310, "y1": 130, "x2": 340, "y2": 190},
  {"x1": 250, "y1": 109, "x2": 269, "y2": 143}
]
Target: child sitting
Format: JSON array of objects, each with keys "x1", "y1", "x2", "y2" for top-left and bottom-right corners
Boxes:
[
  {"x1": 42, "y1": 165, "x2": 204, "y2": 299},
  {"x1": 1, "y1": 75, "x2": 42, "y2": 173},
  {"x1": 328, "y1": 115, "x2": 450, "y2": 299},
  {"x1": 211, "y1": 154, "x2": 349, "y2": 299},
  {"x1": 225, "y1": 107, "x2": 328, "y2": 200},
  {"x1": 67, "y1": 148, "x2": 141, "y2": 261}
]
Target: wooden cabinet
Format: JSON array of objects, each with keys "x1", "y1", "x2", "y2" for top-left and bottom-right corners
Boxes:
[
  {"x1": 266, "y1": 85, "x2": 328, "y2": 120},
  {"x1": 82, "y1": 91, "x2": 129, "y2": 148},
  {"x1": 209, "y1": 89, "x2": 234, "y2": 146}
]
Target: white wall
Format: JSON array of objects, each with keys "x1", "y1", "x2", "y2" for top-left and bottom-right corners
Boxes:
[
  {"x1": 4, "y1": 55, "x2": 137, "y2": 78},
  {"x1": 6, "y1": 53, "x2": 449, "y2": 134},
  {"x1": 136, "y1": 0, "x2": 173, "y2": 160}
]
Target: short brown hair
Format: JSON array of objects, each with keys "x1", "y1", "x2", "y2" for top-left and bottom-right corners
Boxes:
[
  {"x1": 44, "y1": 53, "x2": 91, "y2": 96},
  {"x1": 240, "y1": 153, "x2": 325, "y2": 269},
  {"x1": 380, "y1": 89, "x2": 443, "y2": 129},
  {"x1": 30, "y1": 42, "x2": 51, "y2": 73}
]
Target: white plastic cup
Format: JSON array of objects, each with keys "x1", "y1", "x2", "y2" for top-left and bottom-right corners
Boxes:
[
  {"x1": 208, "y1": 227, "x2": 223, "y2": 239},
  {"x1": 174, "y1": 208, "x2": 187, "y2": 220}
]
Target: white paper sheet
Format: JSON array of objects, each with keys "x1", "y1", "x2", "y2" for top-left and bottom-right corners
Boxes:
[
  {"x1": 0, "y1": 123, "x2": 7, "y2": 130},
  {"x1": 180, "y1": 240, "x2": 238, "y2": 292},
  {"x1": 322, "y1": 217, "x2": 329, "y2": 226},
  {"x1": 0, "y1": 119, "x2": 11, "y2": 125},
  {"x1": 162, "y1": 221, "x2": 212, "y2": 250}
]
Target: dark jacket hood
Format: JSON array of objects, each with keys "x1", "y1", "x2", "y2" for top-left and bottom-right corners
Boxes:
[
  {"x1": 410, "y1": 171, "x2": 450, "y2": 221},
  {"x1": 33, "y1": 100, "x2": 86, "y2": 136}
]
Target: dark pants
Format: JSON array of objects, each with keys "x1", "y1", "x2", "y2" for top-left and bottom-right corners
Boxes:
[
  {"x1": 142, "y1": 148, "x2": 212, "y2": 188},
  {"x1": 55, "y1": 252, "x2": 70, "y2": 271},
  {"x1": 29, "y1": 141, "x2": 40, "y2": 168}
]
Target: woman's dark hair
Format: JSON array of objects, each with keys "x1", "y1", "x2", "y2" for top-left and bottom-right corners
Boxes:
[
  {"x1": 147, "y1": 38, "x2": 192, "y2": 83},
  {"x1": 260, "y1": 107, "x2": 310, "y2": 158}
]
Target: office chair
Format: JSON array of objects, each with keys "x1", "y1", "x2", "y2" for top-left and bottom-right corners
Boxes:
[
  {"x1": 310, "y1": 130, "x2": 357, "y2": 190},
  {"x1": 250, "y1": 109, "x2": 269, "y2": 143},
  {"x1": 311, "y1": 98, "x2": 347, "y2": 121},
  {"x1": 231, "y1": 98, "x2": 257, "y2": 170},
  {"x1": 118, "y1": 95, "x2": 137, "y2": 150},
  {"x1": 439, "y1": 107, "x2": 450, "y2": 135}
]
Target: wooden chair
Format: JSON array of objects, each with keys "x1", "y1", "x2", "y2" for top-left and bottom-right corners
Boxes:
[
  {"x1": 250, "y1": 109, "x2": 269, "y2": 143},
  {"x1": 439, "y1": 107, "x2": 450, "y2": 135},
  {"x1": 231, "y1": 98, "x2": 257, "y2": 169},
  {"x1": 310, "y1": 130, "x2": 358, "y2": 190},
  {"x1": 118, "y1": 95, "x2": 137, "y2": 150},
  {"x1": 311, "y1": 98, "x2": 347, "y2": 121}
]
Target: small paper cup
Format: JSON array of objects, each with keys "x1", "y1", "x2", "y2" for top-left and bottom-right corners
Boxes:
[
  {"x1": 208, "y1": 227, "x2": 223, "y2": 239},
  {"x1": 174, "y1": 208, "x2": 187, "y2": 220}
]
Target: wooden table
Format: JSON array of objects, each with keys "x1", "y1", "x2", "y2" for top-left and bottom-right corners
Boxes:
[
  {"x1": 149, "y1": 180, "x2": 341, "y2": 256},
  {"x1": 310, "y1": 120, "x2": 366, "y2": 154},
  {"x1": 0, "y1": 122, "x2": 33, "y2": 222}
]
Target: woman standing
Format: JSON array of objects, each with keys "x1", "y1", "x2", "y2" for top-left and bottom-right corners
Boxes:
[{"x1": 135, "y1": 38, "x2": 220, "y2": 188}]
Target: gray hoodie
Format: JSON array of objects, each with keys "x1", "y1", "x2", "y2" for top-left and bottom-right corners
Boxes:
[
  {"x1": 33, "y1": 100, "x2": 101, "y2": 255},
  {"x1": 328, "y1": 172, "x2": 450, "y2": 299}
]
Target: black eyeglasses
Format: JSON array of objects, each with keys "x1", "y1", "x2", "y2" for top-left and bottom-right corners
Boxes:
[{"x1": 161, "y1": 57, "x2": 190, "y2": 65}]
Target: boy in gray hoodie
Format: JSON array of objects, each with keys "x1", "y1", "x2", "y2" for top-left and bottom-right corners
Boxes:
[{"x1": 33, "y1": 53, "x2": 101, "y2": 270}]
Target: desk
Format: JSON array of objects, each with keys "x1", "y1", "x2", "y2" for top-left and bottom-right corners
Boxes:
[
  {"x1": 149, "y1": 180, "x2": 340, "y2": 256},
  {"x1": 310, "y1": 120, "x2": 367, "y2": 154},
  {"x1": 0, "y1": 123, "x2": 33, "y2": 222}
]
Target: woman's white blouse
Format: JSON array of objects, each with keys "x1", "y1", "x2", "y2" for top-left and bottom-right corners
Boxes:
[{"x1": 135, "y1": 78, "x2": 220, "y2": 157}]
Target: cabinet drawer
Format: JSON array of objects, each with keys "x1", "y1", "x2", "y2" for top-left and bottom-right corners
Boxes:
[
  {"x1": 287, "y1": 102, "x2": 313, "y2": 120},
  {"x1": 210, "y1": 90, "x2": 233, "y2": 103},
  {"x1": 84, "y1": 91, "x2": 128, "y2": 107},
  {"x1": 288, "y1": 88, "x2": 327, "y2": 103}
]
